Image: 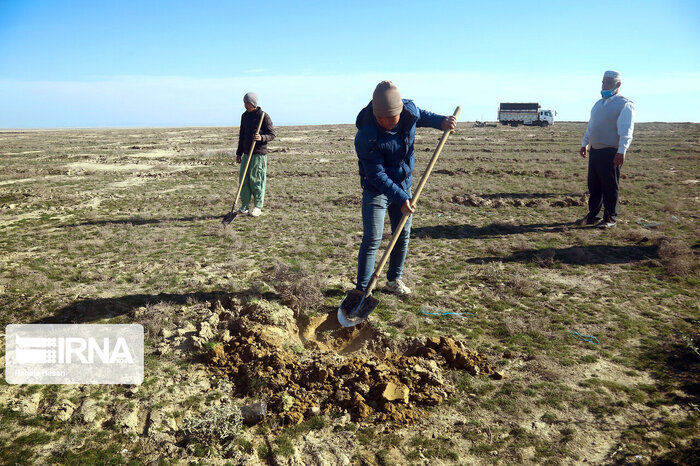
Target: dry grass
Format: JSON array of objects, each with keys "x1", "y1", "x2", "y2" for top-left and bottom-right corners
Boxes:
[
  {"x1": 507, "y1": 237, "x2": 531, "y2": 253},
  {"x1": 657, "y1": 237, "x2": 697, "y2": 277},
  {"x1": 485, "y1": 242, "x2": 504, "y2": 256},
  {"x1": 270, "y1": 261, "x2": 325, "y2": 314},
  {"x1": 526, "y1": 355, "x2": 565, "y2": 382},
  {"x1": 621, "y1": 228, "x2": 654, "y2": 243},
  {"x1": 507, "y1": 271, "x2": 538, "y2": 297},
  {"x1": 390, "y1": 312, "x2": 420, "y2": 333},
  {"x1": 197, "y1": 148, "x2": 236, "y2": 158},
  {"x1": 130, "y1": 302, "x2": 174, "y2": 338},
  {"x1": 503, "y1": 315, "x2": 551, "y2": 339},
  {"x1": 662, "y1": 200, "x2": 680, "y2": 213},
  {"x1": 478, "y1": 262, "x2": 537, "y2": 297},
  {"x1": 182, "y1": 403, "x2": 243, "y2": 455},
  {"x1": 532, "y1": 249, "x2": 556, "y2": 267}
]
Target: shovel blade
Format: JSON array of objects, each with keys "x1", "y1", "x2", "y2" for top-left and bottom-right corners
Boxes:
[
  {"x1": 337, "y1": 289, "x2": 379, "y2": 327},
  {"x1": 221, "y1": 211, "x2": 238, "y2": 226}
]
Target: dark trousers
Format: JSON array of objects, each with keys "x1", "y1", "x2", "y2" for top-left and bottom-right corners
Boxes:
[{"x1": 587, "y1": 147, "x2": 620, "y2": 222}]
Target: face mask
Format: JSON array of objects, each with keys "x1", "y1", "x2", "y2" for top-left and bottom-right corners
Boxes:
[{"x1": 601, "y1": 88, "x2": 617, "y2": 99}]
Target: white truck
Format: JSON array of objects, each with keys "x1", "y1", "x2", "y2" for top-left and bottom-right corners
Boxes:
[{"x1": 498, "y1": 103, "x2": 554, "y2": 127}]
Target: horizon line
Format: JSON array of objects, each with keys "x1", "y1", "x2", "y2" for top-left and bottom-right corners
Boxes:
[{"x1": 1, "y1": 121, "x2": 698, "y2": 131}]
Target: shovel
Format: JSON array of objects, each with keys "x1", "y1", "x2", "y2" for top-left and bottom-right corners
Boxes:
[
  {"x1": 338, "y1": 106, "x2": 461, "y2": 327},
  {"x1": 222, "y1": 111, "x2": 266, "y2": 226}
]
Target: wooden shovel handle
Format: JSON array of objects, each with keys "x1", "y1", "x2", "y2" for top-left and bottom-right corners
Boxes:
[
  {"x1": 365, "y1": 106, "x2": 461, "y2": 295},
  {"x1": 411, "y1": 106, "x2": 461, "y2": 206},
  {"x1": 232, "y1": 112, "x2": 266, "y2": 209}
]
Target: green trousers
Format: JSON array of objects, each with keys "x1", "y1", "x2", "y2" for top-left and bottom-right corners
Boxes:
[{"x1": 239, "y1": 153, "x2": 267, "y2": 209}]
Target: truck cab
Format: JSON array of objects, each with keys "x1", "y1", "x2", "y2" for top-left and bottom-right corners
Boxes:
[{"x1": 538, "y1": 109, "x2": 554, "y2": 127}]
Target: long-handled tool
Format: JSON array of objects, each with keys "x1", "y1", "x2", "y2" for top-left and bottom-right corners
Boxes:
[
  {"x1": 338, "y1": 106, "x2": 461, "y2": 327},
  {"x1": 222, "y1": 112, "x2": 266, "y2": 226}
]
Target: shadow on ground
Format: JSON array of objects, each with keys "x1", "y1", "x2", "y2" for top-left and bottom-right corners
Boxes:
[
  {"x1": 32, "y1": 291, "x2": 226, "y2": 324},
  {"x1": 639, "y1": 331, "x2": 700, "y2": 401},
  {"x1": 32, "y1": 289, "x2": 350, "y2": 348},
  {"x1": 59, "y1": 215, "x2": 221, "y2": 228},
  {"x1": 31, "y1": 288, "x2": 279, "y2": 324},
  {"x1": 412, "y1": 221, "x2": 570, "y2": 239},
  {"x1": 634, "y1": 334, "x2": 700, "y2": 465},
  {"x1": 649, "y1": 439, "x2": 700, "y2": 465},
  {"x1": 466, "y1": 244, "x2": 659, "y2": 266}
]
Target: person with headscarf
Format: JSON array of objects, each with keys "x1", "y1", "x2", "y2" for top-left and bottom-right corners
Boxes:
[
  {"x1": 352, "y1": 81, "x2": 456, "y2": 296},
  {"x1": 235, "y1": 92, "x2": 275, "y2": 217},
  {"x1": 577, "y1": 71, "x2": 635, "y2": 229}
]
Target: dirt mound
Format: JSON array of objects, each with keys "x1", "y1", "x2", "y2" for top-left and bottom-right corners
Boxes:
[
  {"x1": 550, "y1": 195, "x2": 586, "y2": 207},
  {"x1": 452, "y1": 193, "x2": 492, "y2": 207},
  {"x1": 452, "y1": 193, "x2": 586, "y2": 208},
  {"x1": 207, "y1": 299, "x2": 498, "y2": 426}
]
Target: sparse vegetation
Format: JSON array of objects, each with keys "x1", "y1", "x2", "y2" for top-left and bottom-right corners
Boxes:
[
  {"x1": 0, "y1": 122, "x2": 698, "y2": 464},
  {"x1": 182, "y1": 403, "x2": 243, "y2": 456}
]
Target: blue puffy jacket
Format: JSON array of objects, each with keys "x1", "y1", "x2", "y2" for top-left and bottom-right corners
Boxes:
[{"x1": 355, "y1": 99, "x2": 444, "y2": 205}]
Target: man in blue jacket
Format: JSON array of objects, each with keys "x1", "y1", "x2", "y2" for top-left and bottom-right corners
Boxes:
[{"x1": 354, "y1": 81, "x2": 456, "y2": 295}]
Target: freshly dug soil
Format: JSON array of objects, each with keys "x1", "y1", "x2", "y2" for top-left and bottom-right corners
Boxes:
[{"x1": 207, "y1": 298, "x2": 498, "y2": 425}]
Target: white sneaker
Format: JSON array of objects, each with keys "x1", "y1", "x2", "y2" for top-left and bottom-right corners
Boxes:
[
  {"x1": 386, "y1": 279, "x2": 411, "y2": 295},
  {"x1": 237, "y1": 206, "x2": 249, "y2": 215},
  {"x1": 251, "y1": 207, "x2": 262, "y2": 217}
]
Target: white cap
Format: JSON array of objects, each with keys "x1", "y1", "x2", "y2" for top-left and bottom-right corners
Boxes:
[{"x1": 604, "y1": 70, "x2": 621, "y2": 80}]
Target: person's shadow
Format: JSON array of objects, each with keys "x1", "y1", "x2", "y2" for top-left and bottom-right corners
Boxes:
[
  {"x1": 412, "y1": 219, "x2": 658, "y2": 265},
  {"x1": 58, "y1": 215, "x2": 221, "y2": 229},
  {"x1": 30, "y1": 291, "x2": 230, "y2": 324},
  {"x1": 466, "y1": 244, "x2": 658, "y2": 266},
  {"x1": 29, "y1": 287, "x2": 345, "y2": 326},
  {"x1": 412, "y1": 221, "x2": 570, "y2": 240},
  {"x1": 29, "y1": 288, "x2": 351, "y2": 343}
]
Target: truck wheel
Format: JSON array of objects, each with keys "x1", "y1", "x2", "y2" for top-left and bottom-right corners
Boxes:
[
  {"x1": 510, "y1": 122, "x2": 518, "y2": 127},
  {"x1": 541, "y1": 121, "x2": 549, "y2": 127}
]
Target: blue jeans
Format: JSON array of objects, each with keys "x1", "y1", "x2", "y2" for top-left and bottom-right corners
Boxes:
[{"x1": 356, "y1": 190, "x2": 412, "y2": 291}]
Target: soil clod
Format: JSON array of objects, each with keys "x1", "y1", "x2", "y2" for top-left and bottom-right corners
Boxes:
[{"x1": 206, "y1": 298, "x2": 497, "y2": 425}]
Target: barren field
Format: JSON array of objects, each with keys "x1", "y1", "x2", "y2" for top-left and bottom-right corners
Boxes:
[{"x1": 0, "y1": 122, "x2": 698, "y2": 465}]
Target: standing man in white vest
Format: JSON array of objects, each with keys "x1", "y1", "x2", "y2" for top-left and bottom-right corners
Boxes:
[{"x1": 576, "y1": 70, "x2": 635, "y2": 229}]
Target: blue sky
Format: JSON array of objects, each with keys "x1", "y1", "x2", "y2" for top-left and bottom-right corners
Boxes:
[{"x1": 1, "y1": 0, "x2": 699, "y2": 127}]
